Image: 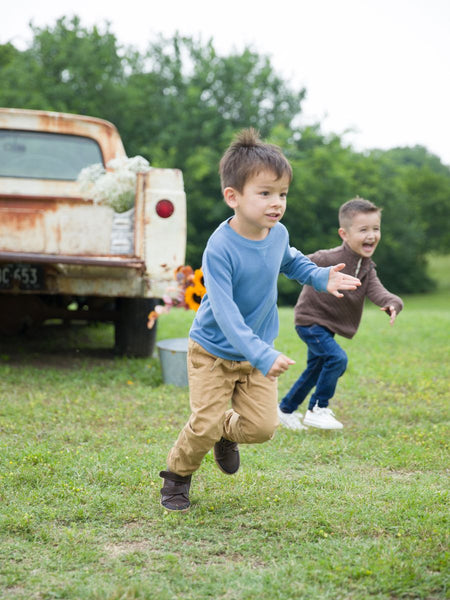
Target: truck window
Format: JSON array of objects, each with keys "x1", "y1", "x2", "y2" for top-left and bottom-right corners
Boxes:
[{"x1": 0, "y1": 130, "x2": 104, "y2": 180}]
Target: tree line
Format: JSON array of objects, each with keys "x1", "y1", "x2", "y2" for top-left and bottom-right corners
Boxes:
[{"x1": 1, "y1": 16, "x2": 449, "y2": 303}]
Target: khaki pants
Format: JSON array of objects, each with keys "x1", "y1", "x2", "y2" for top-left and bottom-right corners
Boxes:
[{"x1": 167, "y1": 340, "x2": 279, "y2": 476}]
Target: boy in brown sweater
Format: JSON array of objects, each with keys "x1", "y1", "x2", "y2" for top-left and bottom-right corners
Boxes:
[{"x1": 278, "y1": 197, "x2": 404, "y2": 430}]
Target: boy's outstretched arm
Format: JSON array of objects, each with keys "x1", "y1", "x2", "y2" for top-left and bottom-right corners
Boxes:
[
  {"x1": 266, "y1": 354, "x2": 295, "y2": 382},
  {"x1": 380, "y1": 305, "x2": 398, "y2": 325},
  {"x1": 327, "y1": 263, "x2": 361, "y2": 298}
]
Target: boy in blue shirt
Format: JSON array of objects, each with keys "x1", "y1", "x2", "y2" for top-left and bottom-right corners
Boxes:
[{"x1": 159, "y1": 129, "x2": 361, "y2": 511}]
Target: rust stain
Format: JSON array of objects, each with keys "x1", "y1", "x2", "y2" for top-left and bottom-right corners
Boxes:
[
  {"x1": 34, "y1": 112, "x2": 125, "y2": 164},
  {"x1": 0, "y1": 250, "x2": 145, "y2": 269},
  {"x1": 0, "y1": 210, "x2": 44, "y2": 234},
  {"x1": 0, "y1": 108, "x2": 126, "y2": 167},
  {"x1": 0, "y1": 193, "x2": 89, "y2": 204},
  {"x1": 0, "y1": 198, "x2": 59, "y2": 211}
]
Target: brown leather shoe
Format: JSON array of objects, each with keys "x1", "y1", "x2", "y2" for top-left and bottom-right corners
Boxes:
[
  {"x1": 159, "y1": 470, "x2": 191, "y2": 511},
  {"x1": 213, "y1": 437, "x2": 240, "y2": 475}
]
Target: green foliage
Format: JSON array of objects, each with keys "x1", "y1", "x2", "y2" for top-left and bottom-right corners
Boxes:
[
  {"x1": 0, "y1": 42, "x2": 19, "y2": 68},
  {"x1": 353, "y1": 151, "x2": 433, "y2": 295},
  {"x1": 382, "y1": 146, "x2": 450, "y2": 252},
  {"x1": 0, "y1": 16, "x2": 133, "y2": 122},
  {"x1": 0, "y1": 16, "x2": 449, "y2": 297}
]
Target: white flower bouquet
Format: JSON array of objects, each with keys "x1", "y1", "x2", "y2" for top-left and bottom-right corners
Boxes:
[{"x1": 77, "y1": 155, "x2": 151, "y2": 213}]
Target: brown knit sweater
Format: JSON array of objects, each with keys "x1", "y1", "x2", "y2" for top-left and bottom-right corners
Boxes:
[{"x1": 294, "y1": 243, "x2": 404, "y2": 339}]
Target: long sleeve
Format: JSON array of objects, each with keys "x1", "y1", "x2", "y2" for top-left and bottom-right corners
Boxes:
[
  {"x1": 280, "y1": 245, "x2": 330, "y2": 291},
  {"x1": 366, "y1": 267, "x2": 404, "y2": 313}
]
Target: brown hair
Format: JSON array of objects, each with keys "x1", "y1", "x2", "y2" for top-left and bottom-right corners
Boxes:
[
  {"x1": 339, "y1": 197, "x2": 381, "y2": 229},
  {"x1": 219, "y1": 128, "x2": 293, "y2": 192}
]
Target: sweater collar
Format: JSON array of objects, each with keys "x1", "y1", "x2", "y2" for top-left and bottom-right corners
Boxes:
[{"x1": 341, "y1": 242, "x2": 375, "y2": 275}]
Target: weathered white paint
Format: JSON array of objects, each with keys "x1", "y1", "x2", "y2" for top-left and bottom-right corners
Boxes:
[{"x1": 0, "y1": 108, "x2": 186, "y2": 299}]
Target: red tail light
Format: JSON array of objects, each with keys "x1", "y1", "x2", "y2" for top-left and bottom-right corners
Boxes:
[{"x1": 155, "y1": 199, "x2": 174, "y2": 218}]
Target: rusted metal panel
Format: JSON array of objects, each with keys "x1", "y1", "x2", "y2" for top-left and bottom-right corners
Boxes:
[
  {"x1": 134, "y1": 173, "x2": 146, "y2": 258},
  {"x1": 53, "y1": 276, "x2": 147, "y2": 297},
  {"x1": 0, "y1": 108, "x2": 187, "y2": 301},
  {"x1": 0, "y1": 179, "x2": 85, "y2": 199},
  {"x1": 0, "y1": 107, "x2": 126, "y2": 165},
  {"x1": 0, "y1": 197, "x2": 115, "y2": 255},
  {"x1": 141, "y1": 168, "x2": 186, "y2": 297},
  {"x1": 0, "y1": 251, "x2": 144, "y2": 268},
  {"x1": 0, "y1": 262, "x2": 147, "y2": 297}
]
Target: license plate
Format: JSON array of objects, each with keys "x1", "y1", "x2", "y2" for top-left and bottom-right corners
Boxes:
[{"x1": 0, "y1": 263, "x2": 44, "y2": 290}]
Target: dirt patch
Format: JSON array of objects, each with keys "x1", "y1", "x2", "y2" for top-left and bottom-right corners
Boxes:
[{"x1": 104, "y1": 540, "x2": 153, "y2": 558}]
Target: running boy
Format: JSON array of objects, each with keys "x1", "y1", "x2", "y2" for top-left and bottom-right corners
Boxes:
[
  {"x1": 159, "y1": 129, "x2": 361, "y2": 511},
  {"x1": 278, "y1": 197, "x2": 404, "y2": 431}
]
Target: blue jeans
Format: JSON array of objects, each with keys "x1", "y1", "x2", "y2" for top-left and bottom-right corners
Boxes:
[{"x1": 279, "y1": 324, "x2": 347, "y2": 412}]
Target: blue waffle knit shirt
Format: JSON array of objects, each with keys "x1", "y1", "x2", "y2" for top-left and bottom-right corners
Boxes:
[{"x1": 189, "y1": 219, "x2": 331, "y2": 376}]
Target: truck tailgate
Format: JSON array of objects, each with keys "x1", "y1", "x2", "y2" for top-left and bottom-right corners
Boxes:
[{"x1": 0, "y1": 194, "x2": 115, "y2": 256}]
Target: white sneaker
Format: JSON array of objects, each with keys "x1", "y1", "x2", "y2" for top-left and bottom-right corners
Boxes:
[
  {"x1": 303, "y1": 406, "x2": 343, "y2": 430},
  {"x1": 277, "y1": 406, "x2": 307, "y2": 431}
]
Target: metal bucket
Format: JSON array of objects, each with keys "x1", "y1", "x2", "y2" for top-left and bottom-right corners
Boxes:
[{"x1": 156, "y1": 337, "x2": 189, "y2": 387}]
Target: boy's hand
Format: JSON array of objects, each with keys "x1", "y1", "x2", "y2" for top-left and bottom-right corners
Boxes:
[
  {"x1": 380, "y1": 305, "x2": 397, "y2": 325},
  {"x1": 267, "y1": 354, "x2": 295, "y2": 382},
  {"x1": 327, "y1": 263, "x2": 361, "y2": 298}
]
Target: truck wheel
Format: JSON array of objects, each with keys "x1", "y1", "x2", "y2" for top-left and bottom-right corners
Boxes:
[{"x1": 114, "y1": 298, "x2": 158, "y2": 357}]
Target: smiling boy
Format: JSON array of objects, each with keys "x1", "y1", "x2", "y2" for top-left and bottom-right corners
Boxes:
[
  {"x1": 278, "y1": 197, "x2": 404, "y2": 431},
  {"x1": 159, "y1": 129, "x2": 361, "y2": 511}
]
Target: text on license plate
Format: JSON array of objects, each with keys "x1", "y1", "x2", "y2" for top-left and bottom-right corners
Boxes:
[{"x1": 0, "y1": 263, "x2": 44, "y2": 290}]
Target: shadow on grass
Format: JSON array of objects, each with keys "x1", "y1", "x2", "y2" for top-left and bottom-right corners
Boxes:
[
  {"x1": 0, "y1": 321, "x2": 165, "y2": 387},
  {"x1": 0, "y1": 321, "x2": 117, "y2": 369}
]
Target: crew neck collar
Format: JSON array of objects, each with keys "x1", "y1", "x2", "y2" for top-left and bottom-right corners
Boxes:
[{"x1": 225, "y1": 217, "x2": 275, "y2": 245}]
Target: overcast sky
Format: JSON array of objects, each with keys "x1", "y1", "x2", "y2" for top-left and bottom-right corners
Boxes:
[{"x1": 3, "y1": 0, "x2": 450, "y2": 165}]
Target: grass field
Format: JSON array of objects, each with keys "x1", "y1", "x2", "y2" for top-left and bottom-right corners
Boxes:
[{"x1": 0, "y1": 258, "x2": 448, "y2": 599}]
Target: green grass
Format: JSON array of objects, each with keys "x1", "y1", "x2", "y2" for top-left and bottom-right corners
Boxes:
[{"x1": 0, "y1": 259, "x2": 448, "y2": 599}]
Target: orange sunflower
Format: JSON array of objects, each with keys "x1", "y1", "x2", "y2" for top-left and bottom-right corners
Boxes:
[{"x1": 185, "y1": 268, "x2": 206, "y2": 311}]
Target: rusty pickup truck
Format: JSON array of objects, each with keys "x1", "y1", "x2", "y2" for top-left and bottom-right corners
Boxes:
[{"x1": 0, "y1": 108, "x2": 186, "y2": 356}]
